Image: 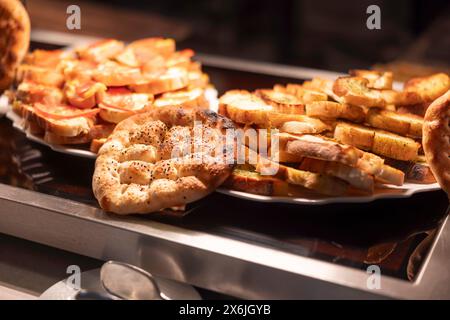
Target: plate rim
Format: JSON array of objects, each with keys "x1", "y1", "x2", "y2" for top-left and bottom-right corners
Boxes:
[{"x1": 216, "y1": 182, "x2": 441, "y2": 205}]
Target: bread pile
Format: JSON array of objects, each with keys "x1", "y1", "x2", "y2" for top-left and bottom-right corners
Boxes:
[
  {"x1": 219, "y1": 70, "x2": 449, "y2": 197},
  {"x1": 10, "y1": 38, "x2": 212, "y2": 152}
]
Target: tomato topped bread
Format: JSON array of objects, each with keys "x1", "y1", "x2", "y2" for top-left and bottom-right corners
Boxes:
[
  {"x1": 11, "y1": 37, "x2": 213, "y2": 149},
  {"x1": 93, "y1": 107, "x2": 234, "y2": 214}
]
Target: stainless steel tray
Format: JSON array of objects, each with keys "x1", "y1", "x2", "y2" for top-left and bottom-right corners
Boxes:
[
  {"x1": 0, "y1": 30, "x2": 449, "y2": 299},
  {"x1": 1, "y1": 183, "x2": 449, "y2": 299}
]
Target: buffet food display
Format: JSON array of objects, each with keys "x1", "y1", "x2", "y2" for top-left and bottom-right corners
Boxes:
[{"x1": 5, "y1": 34, "x2": 449, "y2": 214}]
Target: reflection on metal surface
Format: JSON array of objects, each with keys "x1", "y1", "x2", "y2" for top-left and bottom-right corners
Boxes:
[{"x1": 100, "y1": 261, "x2": 164, "y2": 300}]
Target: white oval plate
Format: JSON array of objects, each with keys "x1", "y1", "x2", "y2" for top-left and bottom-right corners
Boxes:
[
  {"x1": 3, "y1": 88, "x2": 218, "y2": 160},
  {"x1": 217, "y1": 181, "x2": 441, "y2": 205}
]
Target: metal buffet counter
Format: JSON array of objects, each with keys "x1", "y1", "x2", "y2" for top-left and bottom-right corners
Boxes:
[{"x1": 0, "y1": 34, "x2": 449, "y2": 299}]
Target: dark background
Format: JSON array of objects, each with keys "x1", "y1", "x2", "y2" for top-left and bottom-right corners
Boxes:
[{"x1": 27, "y1": 0, "x2": 450, "y2": 74}]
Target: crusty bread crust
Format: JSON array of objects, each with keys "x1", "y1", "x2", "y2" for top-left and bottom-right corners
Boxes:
[
  {"x1": 93, "y1": 107, "x2": 234, "y2": 214},
  {"x1": 0, "y1": 0, "x2": 30, "y2": 91},
  {"x1": 423, "y1": 90, "x2": 450, "y2": 196}
]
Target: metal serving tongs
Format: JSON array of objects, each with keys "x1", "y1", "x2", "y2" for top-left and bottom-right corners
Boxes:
[{"x1": 76, "y1": 261, "x2": 168, "y2": 300}]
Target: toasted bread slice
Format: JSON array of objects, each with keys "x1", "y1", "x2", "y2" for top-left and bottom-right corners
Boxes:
[
  {"x1": 93, "y1": 61, "x2": 142, "y2": 87},
  {"x1": 349, "y1": 70, "x2": 393, "y2": 90},
  {"x1": 400, "y1": 73, "x2": 450, "y2": 105},
  {"x1": 374, "y1": 165, "x2": 405, "y2": 186},
  {"x1": 334, "y1": 122, "x2": 375, "y2": 150},
  {"x1": 302, "y1": 78, "x2": 343, "y2": 102},
  {"x1": 356, "y1": 151, "x2": 385, "y2": 176},
  {"x1": 372, "y1": 130, "x2": 419, "y2": 161},
  {"x1": 220, "y1": 90, "x2": 330, "y2": 133},
  {"x1": 278, "y1": 133, "x2": 360, "y2": 167},
  {"x1": 77, "y1": 39, "x2": 125, "y2": 62},
  {"x1": 15, "y1": 82, "x2": 64, "y2": 105},
  {"x1": 224, "y1": 168, "x2": 307, "y2": 196},
  {"x1": 298, "y1": 157, "x2": 374, "y2": 192},
  {"x1": 25, "y1": 103, "x2": 97, "y2": 137},
  {"x1": 271, "y1": 148, "x2": 304, "y2": 163},
  {"x1": 129, "y1": 67, "x2": 189, "y2": 95},
  {"x1": 44, "y1": 131, "x2": 92, "y2": 145},
  {"x1": 64, "y1": 79, "x2": 107, "y2": 109},
  {"x1": 366, "y1": 108, "x2": 423, "y2": 137},
  {"x1": 384, "y1": 158, "x2": 436, "y2": 184},
  {"x1": 274, "y1": 84, "x2": 328, "y2": 104},
  {"x1": 265, "y1": 163, "x2": 348, "y2": 196},
  {"x1": 333, "y1": 76, "x2": 386, "y2": 107},
  {"x1": 98, "y1": 88, "x2": 153, "y2": 124},
  {"x1": 255, "y1": 89, "x2": 305, "y2": 114},
  {"x1": 154, "y1": 87, "x2": 208, "y2": 109},
  {"x1": 334, "y1": 122, "x2": 420, "y2": 161},
  {"x1": 278, "y1": 118, "x2": 331, "y2": 134},
  {"x1": 16, "y1": 64, "x2": 65, "y2": 87},
  {"x1": 305, "y1": 101, "x2": 365, "y2": 122}
]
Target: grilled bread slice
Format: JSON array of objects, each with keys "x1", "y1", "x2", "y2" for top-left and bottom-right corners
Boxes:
[
  {"x1": 154, "y1": 87, "x2": 208, "y2": 109},
  {"x1": 334, "y1": 122, "x2": 420, "y2": 161},
  {"x1": 219, "y1": 90, "x2": 330, "y2": 133},
  {"x1": 15, "y1": 81, "x2": 64, "y2": 105},
  {"x1": 374, "y1": 165, "x2": 405, "y2": 186},
  {"x1": 400, "y1": 73, "x2": 450, "y2": 105},
  {"x1": 332, "y1": 76, "x2": 387, "y2": 107},
  {"x1": 255, "y1": 89, "x2": 305, "y2": 114},
  {"x1": 384, "y1": 157, "x2": 435, "y2": 184},
  {"x1": 349, "y1": 70, "x2": 393, "y2": 90},
  {"x1": 16, "y1": 64, "x2": 65, "y2": 88},
  {"x1": 266, "y1": 163, "x2": 349, "y2": 196},
  {"x1": 98, "y1": 88, "x2": 153, "y2": 124},
  {"x1": 224, "y1": 168, "x2": 307, "y2": 196},
  {"x1": 278, "y1": 133, "x2": 360, "y2": 167},
  {"x1": 305, "y1": 101, "x2": 365, "y2": 122},
  {"x1": 298, "y1": 157, "x2": 374, "y2": 192},
  {"x1": 273, "y1": 84, "x2": 328, "y2": 104},
  {"x1": 44, "y1": 131, "x2": 92, "y2": 145},
  {"x1": 77, "y1": 39, "x2": 125, "y2": 63},
  {"x1": 23, "y1": 103, "x2": 98, "y2": 137},
  {"x1": 129, "y1": 67, "x2": 189, "y2": 94},
  {"x1": 334, "y1": 121, "x2": 375, "y2": 150},
  {"x1": 366, "y1": 108, "x2": 423, "y2": 138},
  {"x1": 302, "y1": 78, "x2": 344, "y2": 102},
  {"x1": 372, "y1": 130, "x2": 419, "y2": 161}
]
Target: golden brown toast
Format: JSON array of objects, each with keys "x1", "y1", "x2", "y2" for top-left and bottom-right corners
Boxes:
[
  {"x1": 305, "y1": 101, "x2": 365, "y2": 122},
  {"x1": 334, "y1": 122, "x2": 420, "y2": 161},
  {"x1": 366, "y1": 108, "x2": 423, "y2": 138},
  {"x1": 255, "y1": 89, "x2": 305, "y2": 114},
  {"x1": 278, "y1": 133, "x2": 361, "y2": 167},
  {"x1": 298, "y1": 157, "x2": 374, "y2": 192},
  {"x1": 349, "y1": 70, "x2": 393, "y2": 90},
  {"x1": 224, "y1": 168, "x2": 307, "y2": 197}
]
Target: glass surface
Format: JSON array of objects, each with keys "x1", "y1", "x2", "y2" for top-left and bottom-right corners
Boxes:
[{"x1": 0, "y1": 42, "x2": 448, "y2": 283}]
